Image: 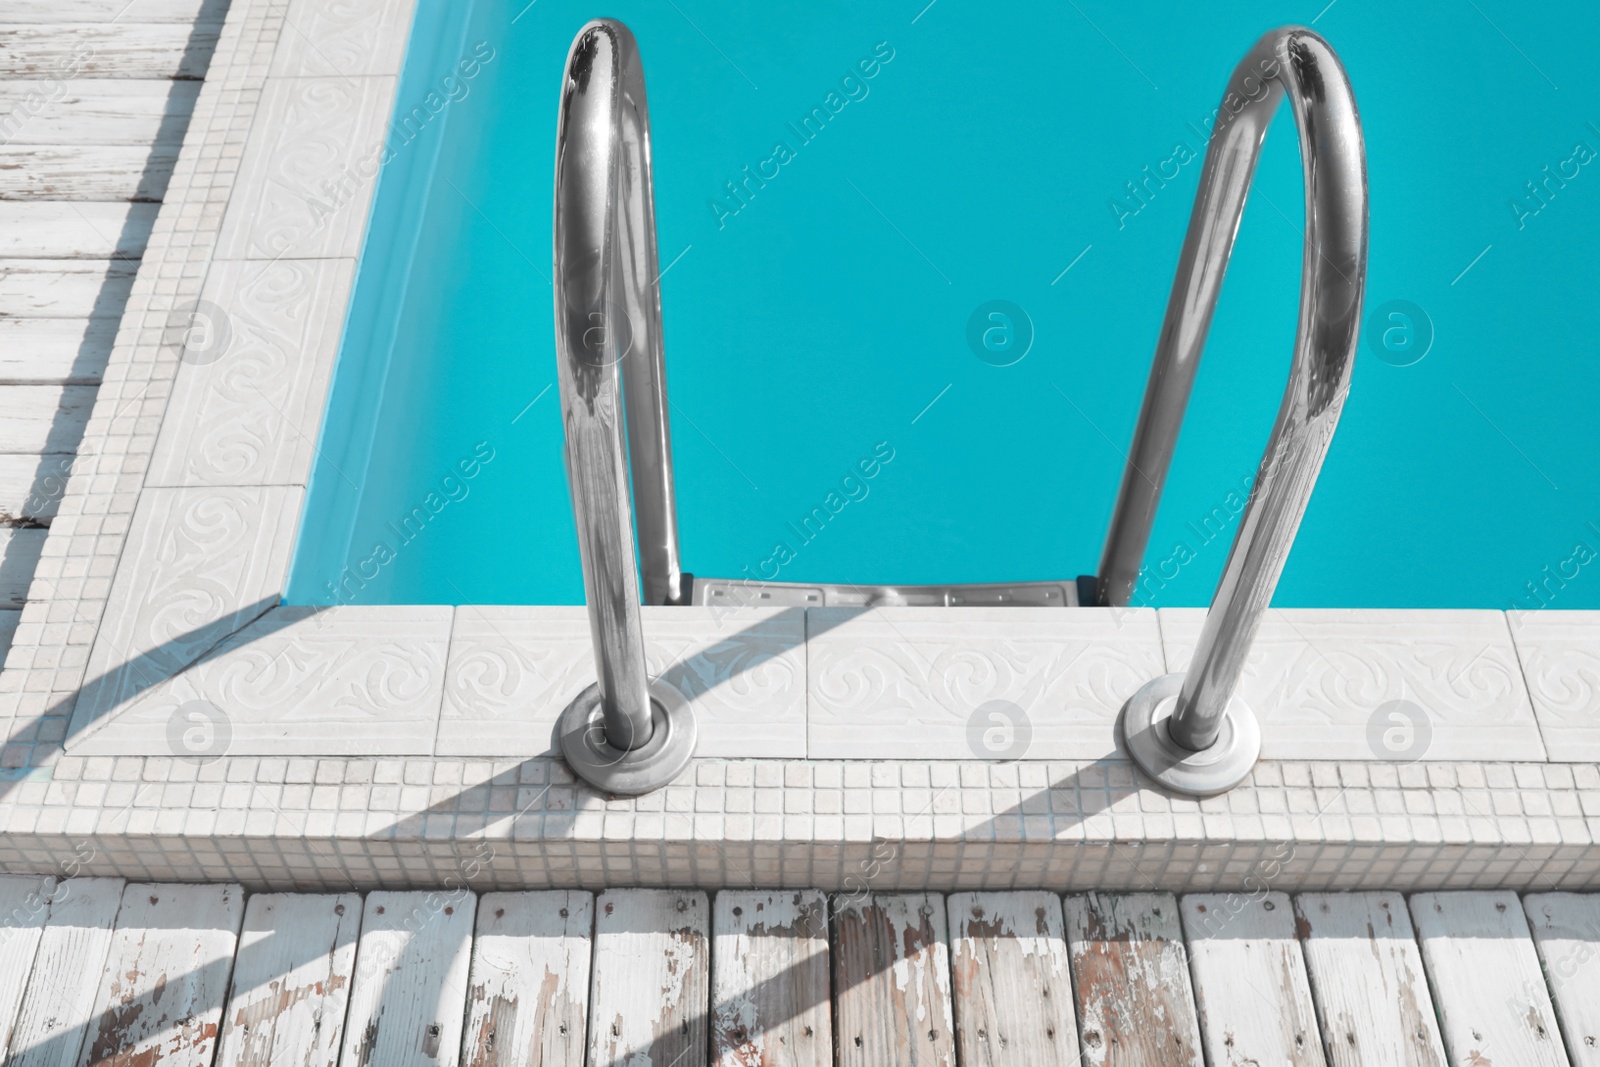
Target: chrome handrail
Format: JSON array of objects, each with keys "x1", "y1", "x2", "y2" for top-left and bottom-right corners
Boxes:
[
  {"x1": 1105, "y1": 26, "x2": 1367, "y2": 795},
  {"x1": 549, "y1": 20, "x2": 1364, "y2": 797},
  {"x1": 552, "y1": 18, "x2": 695, "y2": 794}
]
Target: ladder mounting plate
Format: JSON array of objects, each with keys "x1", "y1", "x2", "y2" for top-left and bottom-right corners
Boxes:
[{"x1": 690, "y1": 577, "x2": 1094, "y2": 609}]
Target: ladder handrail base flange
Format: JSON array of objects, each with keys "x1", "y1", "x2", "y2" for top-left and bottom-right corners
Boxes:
[
  {"x1": 1118, "y1": 672, "x2": 1261, "y2": 798},
  {"x1": 556, "y1": 679, "x2": 698, "y2": 796}
]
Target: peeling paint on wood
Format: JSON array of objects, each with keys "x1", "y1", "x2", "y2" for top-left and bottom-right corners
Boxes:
[
  {"x1": 340, "y1": 890, "x2": 477, "y2": 1067},
  {"x1": 213, "y1": 892, "x2": 362, "y2": 1067},
  {"x1": 946, "y1": 891, "x2": 1077, "y2": 1067},
  {"x1": 462, "y1": 890, "x2": 591, "y2": 1067},
  {"x1": 0, "y1": 259, "x2": 138, "y2": 319},
  {"x1": 5, "y1": 877, "x2": 124, "y2": 1067},
  {"x1": 1412, "y1": 890, "x2": 1571, "y2": 1067},
  {"x1": 2, "y1": 0, "x2": 222, "y2": 22},
  {"x1": 1180, "y1": 892, "x2": 1326, "y2": 1067},
  {"x1": 589, "y1": 889, "x2": 710, "y2": 1067},
  {"x1": 0, "y1": 317, "x2": 115, "y2": 383},
  {"x1": 1295, "y1": 892, "x2": 1446, "y2": 1067},
  {"x1": 1526, "y1": 893, "x2": 1600, "y2": 1066},
  {"x1": 1063, "y1": 891, "x2": 1202, "y2": 1067},
  {"x1": 12, "y1": 880, "x2": 1600, "y2": 1067},
  {"x1": 0, "y1": 384, "x2": 94, "y2": 453},
  {"x1": 833, "y1": 892, "x2": 954, "y2": 1067},
  {"x1": 713, "y1": 889, "x2": 831, "y2": 1067},
  {"x1": 0, "y1": 874, "x2": 54, "y2": 1055},
  {"x1": 0, "y1": 80, "x2": 200, "y2": 145},
  {"x1": 0, "y1": 145, "x2": 179, "y2": 201},
  {"x1": 80, "y1": 881, "x2": 244, "y2": 1067},
  {"x1": 0, "y1": 25, "x2": 220, "y2": 81},
  {"x1": 0, "y1": 202, "x2": 156, "y2": 258}
]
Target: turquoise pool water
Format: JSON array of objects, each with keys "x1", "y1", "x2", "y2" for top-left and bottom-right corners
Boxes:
[{"x1": 287, "y1": 0, "x2": 1600, "y2": 610}]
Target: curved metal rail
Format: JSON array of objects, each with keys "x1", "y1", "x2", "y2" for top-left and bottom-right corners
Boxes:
[
  {"x1": 1104, "y1": 26, "x2": 1367, "y2": 793},
  {"x1": 552, "y1": 19, "x2": 693, "y2": 793},
  {"x1": 549, "y1": 20, "x2": 1366, "y2": 797}
]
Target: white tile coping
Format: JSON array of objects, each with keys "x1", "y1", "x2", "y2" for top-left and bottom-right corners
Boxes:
[
  {"x1": 3, "y1": 0, "x2": 1600, "y2": 891},
  {"x1": 1159, "y1": 608, "x2": 1548, "y2": 762},
  {"x1": 440, "y1": 606, "x2": 808, "y2": 760},
  {"x1": 56, "y1": 593, "x2": 1600, "y2": 766},
  {"x1": 145, "y1": 258, "x2": 356, "y2": 488},
  {"x1": 215, "y1": 74, "x2": 397, "y2": 261},
  {"x1": 1509, "y1": 611, "x2": 1600, "y2": 762}
]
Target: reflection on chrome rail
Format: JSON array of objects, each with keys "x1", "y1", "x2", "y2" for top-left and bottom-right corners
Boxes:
[
  {"x1": 551, "y1": 21, "x2": 1367, "y2": 798},
  {"x1": 552, "y1": 19, "x2": 694, "y2": 795},
  {"x1": 1104, "y1": 26, "x2": 1367, "y2": 796}
]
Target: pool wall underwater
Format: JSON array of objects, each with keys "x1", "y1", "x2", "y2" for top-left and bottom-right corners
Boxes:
[{"x1": 286, "y1": 0, "x2": 1600, "y2": 610}]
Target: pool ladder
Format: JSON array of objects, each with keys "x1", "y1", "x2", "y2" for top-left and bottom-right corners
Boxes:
[{"x1": 551, "y1": 20, "x2": 1367, "y2": 796}]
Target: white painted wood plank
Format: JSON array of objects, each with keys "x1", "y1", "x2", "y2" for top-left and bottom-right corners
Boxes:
[
  {"x1": 0, "y1": 144, "x2": 178, "y2": 201},
  {"x1": 0, "y1": 318, "x2": 114, "y2": 382},
  {"x1": 1296, "y1": 892, "x2": 1447, "y2": 1067},
  {"x1": 1180, "y1": 892, "x2": 1326, "y2": 1067},
  {"x1": 214, "y1": 892, "x2": 363, "y2": 1067},
  {"x1": 1411, "y1": 890, "x2": 1570, "y2": 1067},
  {"x1": 0, "y1": 260, "x2": 136, "y2": 318},
  {"x1": 590, "y1": 889, "x2": 711, "y2": 1067},
  {"x1": 340, "y1": 890, "x2": 477, "y2": 1067},
  {"x1": 1, "y1": 0, "x2": 224, "y2": 25},
  {"x1": 833, "y1": 892, "x2": 955, "y2": 1067},
  {"x1": 712, "y1": 889, "x2": 831, "y2": 1067},
  {"x1": 0, "y1": 79, "x2": 198, "y2": 146},
  {"x1": 6, "y1": 876, "x2": 125, "y2": 1067},
  {"x1": 1524, "y1": 893, "x2": 1600, "y2": 1066},
  {"x1": 462, "y1": 890, "x2": 592, "y2": 1067},
  {"x1": 0, "y1": 875, "x2": 53, "y2": 1058},
  {"x1": 947, "y1": 891, "x2": 1077, "y2": 1067},
  {"x1": 79, "y1": 882, "x2": 244, "y2": 1067},
  {"x1": 0, "y1": 385, "x2": 95, "y2": 454},
  {"x1": 0, "y1": 25, "x2": 220, "y2": 80},
  {"x1": 1062, "y1": 892, "x2": 1204, "y2": 1067},
  {"x1": 0, "y1": 202, "x2": 154, "y2": 258},
  {"x1": 0, "y1": 453, "x2": 74, "y2": 522},
  {"x1": 0, "y1": 526, "x2": 46, "y2": 607}
]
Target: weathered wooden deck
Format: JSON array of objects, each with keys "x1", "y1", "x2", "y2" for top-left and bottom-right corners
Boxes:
[
  {"x1": 0, "y1": 879, "x2": 1593, "y2": 1066},
  {"x1": 0, "y1": 0, "x2": 224, "y2": 662}
]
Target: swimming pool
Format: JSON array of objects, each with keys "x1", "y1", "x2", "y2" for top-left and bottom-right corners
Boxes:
[{"x1": 286, "y1": 0, "x2": 1600, "y2": 611}]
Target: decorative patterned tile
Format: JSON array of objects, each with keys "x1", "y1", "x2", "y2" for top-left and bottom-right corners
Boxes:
[
  {"x1": 148, "y1": 258, "x2": 356, "y2": 488},
  {"x1": 1160, "y1": 608, "x2": 1544, "y2": 762},
  {"x1": 806, "y1": 607, "x2": 1164, "y2": 760},
  {"x1": 68, "y1": 606, "x2": 450, "y2": 757},
  {"x1": 215, "y1": 76, "x2": 397, "y2": 260},
  {"x1": 1510, "y1": 612, "x2": 1600, "y2": 761},
  {"x1": 272, "y1": 0, "x2": 416, "y2": 77},
  {"x1": 68, "y1": 486, "x2": 304, "y2": 746},
  {"x1": 439, "y1": 606, "x2": 807, "y2": 759}
]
